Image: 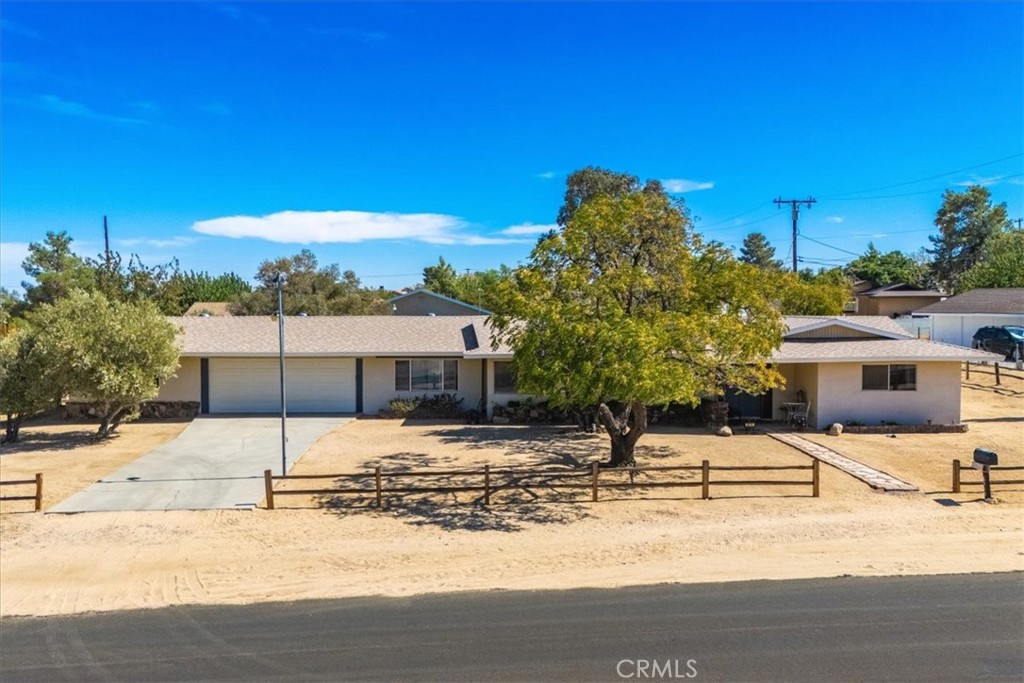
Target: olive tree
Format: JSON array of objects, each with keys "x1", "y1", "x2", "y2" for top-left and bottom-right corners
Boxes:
[
  {"x1": 0, "y1": 327, "x2": 58, "y2": 443},
  {"x1": 30, "y1": 291, "x2": 180, "y2": 438},
  {"x1": 491, "y1": 175, "x2": 784, "y2": 467}
]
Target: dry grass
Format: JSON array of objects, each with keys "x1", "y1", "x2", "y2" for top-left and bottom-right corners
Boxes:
[
  {"x1": 0, "y1": 368, "x2": 1021, "y2": 618},
  {"x1": 0, "y1": 416, "x2": 190, "y2": 514},
  {"x1": 800, "y1": 365, "x2": 1024, "y2": 502}
]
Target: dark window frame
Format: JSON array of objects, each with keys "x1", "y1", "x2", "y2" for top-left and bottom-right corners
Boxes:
[
  {"x1": 394, "y1": 359, "x2": 459, "y2": 392},
  {"x1": 493, "y1": 361, "x2": 517, "y2": 394},
  {"x1": 862, "y1": 364, "x2": 917, "y2": 392}
]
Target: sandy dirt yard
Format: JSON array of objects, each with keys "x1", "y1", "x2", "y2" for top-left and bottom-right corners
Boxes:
[{"x1": 1, "y1": 368, "x2": 1021, "y2": 617}]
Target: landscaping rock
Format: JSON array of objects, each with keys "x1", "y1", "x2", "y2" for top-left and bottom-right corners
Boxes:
[
  {"x1": 828, "y1": 423, "x2": 843, "y2": 436},
  {"x1": 492, "y1": 416, "x2": 510, "y2": 425},
  {"x1": 716, "y1": 426, "x2": 732, "y2": 437}
]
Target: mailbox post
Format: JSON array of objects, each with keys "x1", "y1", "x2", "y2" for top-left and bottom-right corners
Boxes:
[{"x1": 973, "y1": 448, "x2": 998, "y2": 502}]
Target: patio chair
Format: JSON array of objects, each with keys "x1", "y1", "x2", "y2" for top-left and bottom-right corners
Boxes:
[{"x1": 790, "y1": 402, "x2": 810, "y2": 430}]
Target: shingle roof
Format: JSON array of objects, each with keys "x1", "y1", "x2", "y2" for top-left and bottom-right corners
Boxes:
[
  {"x1": 388, "y1": 289, "x2": 490, "y2": 314},
  {"x1": 773, "y1": 338, "x2": 1004, "y2": 363},
  {"x1": 169, "y1": 315, "x2": 512, "y2": 357},
  {"x1": 783, "y1": 315, "x2": 910, "y2": 338},
  {"x1": 913, "y1": 288, "x2": 1024, "y2": 315}
]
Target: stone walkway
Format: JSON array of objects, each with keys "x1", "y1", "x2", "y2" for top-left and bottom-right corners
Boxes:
[{"x1": 769, "y1": 432, "x2": 919, "y2": 492}]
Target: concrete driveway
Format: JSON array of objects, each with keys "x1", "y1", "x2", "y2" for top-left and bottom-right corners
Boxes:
[{"x1": 50, "y1": 416, "x2": 351, "y2": 513}]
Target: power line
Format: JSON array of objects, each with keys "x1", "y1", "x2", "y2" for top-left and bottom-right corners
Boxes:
[
  {"x1": 773, "y1": 197, "x2": 816, "y2": 272},
  {"x1": 800, "y1": 233, "x2": 861, "y2": 257},
  {"x1": 698, "y1": 202, "x2": 773, "y2": 229},
  {"x1": 823, "y1": 172, "x2": 1024, "y2": 202},
  {"x1": 819, "y1": 153, "x2": 1024, "y2": 199}
]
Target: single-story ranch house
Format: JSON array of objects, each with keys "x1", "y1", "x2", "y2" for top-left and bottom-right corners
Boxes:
[{"x1": 152, "y1": 314, "x2": 1001, "y2": 429}]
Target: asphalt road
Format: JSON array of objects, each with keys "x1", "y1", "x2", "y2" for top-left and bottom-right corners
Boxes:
[
  {"x1": 49, "y1": 416, "x2": 350, "y2": 512},
  {"x1": 1, "y1": 573, "x2": 1021, "y2": 682}
]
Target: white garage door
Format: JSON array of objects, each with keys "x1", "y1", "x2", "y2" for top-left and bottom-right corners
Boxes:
[{"x1": 209, "y1": 358, "x2": 356, "y2": 413}]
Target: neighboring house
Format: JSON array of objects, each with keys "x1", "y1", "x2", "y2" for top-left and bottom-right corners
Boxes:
[
  {"x1": 750, "y1": 316, "x2": 1002, "y2": 429},
  {"x1": 155, "y1": 315, "x2": 518, "y2": 416},
  {"x1": 912, "y1": 288, "x2": 1024, "y2": 348},
  {"x1": 851, "y1": 283, "x2": 945, "y2": 317},
  {"x1": 389, "y1": 289, "x2": 490, "y2": 316},
  {"x1": 183, "y1": 301, "x2": 234, "y2": 317}
]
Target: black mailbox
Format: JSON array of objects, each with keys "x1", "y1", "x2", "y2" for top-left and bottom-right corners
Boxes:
[{"x1": 973, "y1": 448, "x2": 998, "y2": 467}]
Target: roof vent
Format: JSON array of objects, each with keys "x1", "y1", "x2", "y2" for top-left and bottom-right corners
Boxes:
[
  {"x1": 199, "y1": 312, "x2": 210, "y2": 318},
  {"x1": 428, "y1": 312, "x2": 436, "y2": 317},
  {"x1": 298, "y1": 312, "x2": 308, "y2": 317}
]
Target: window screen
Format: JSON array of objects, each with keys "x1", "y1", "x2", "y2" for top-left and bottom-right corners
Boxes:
[
  {"x1": 443, "y1": 360, "x2": 459, "y2": 391},
  {"x1": 395, "y1": 360, "x2": 410, "y2": 391},
  {"x1": 494, "y1": 361, "x2": 516, "y2": 393},
  {"x1": 411, "y1": 359, "x2": 442, "y2": 391},
  {"x1": 889, "y1": 364, "x2": 916, "y2": 391},
  {"x1": 862, "y1": 365, "x2": 889, "y2": 391}
]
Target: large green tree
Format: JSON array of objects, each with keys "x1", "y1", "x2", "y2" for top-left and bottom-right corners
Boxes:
[
  {"x1": 232, "y1": 250, "x2": 391, "y2": 315},
  {"x1": 492, "y1": 176, "x2": 783, "y2": 467},
  {"x1": 0, "y1": 327, "x2": 59, "y2": 443},
  {"x1": 29, "y1": 291, "x2": 180, "y2": 438},
  {"x1": 158, "y1": 270, "x2": 252, "y2": 315},
  {"x1": 738, "y1": 232, "x2": 783, "y2": 270},
  {"x1": 846, "y1": 243, "x2": 927, "y2": 288},
  {"x1": 772, "y1": 269, "x2": 850, "y2": 315},
  {"x1": 928, "y1": 186, "x2": 1011, "y2": 291},
  {"x1": 557, "y1": 167, "x2": 643, "y2": 227},
  {"x1": 21, "y1": 231, "x2": 96, "y2": 307},
  {"x1": 420, "y1": 257, "x2": 460, "y2": 299},
  {"x1": 957, "y1": 229, "x2": 1024, "y2": 291}
]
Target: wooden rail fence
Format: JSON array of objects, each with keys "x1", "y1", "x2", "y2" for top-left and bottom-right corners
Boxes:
[
  {"x1": 263, "y1": 459, "x2": 819, "y2": 509},
  {"x1": 0, "y1": 473, "x2": 43, "y2": 512},
  {"x1": 952, "y1": 460, "x2": 1024, "y2": 493}
]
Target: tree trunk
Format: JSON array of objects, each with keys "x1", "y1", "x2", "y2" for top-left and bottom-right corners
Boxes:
[
  {"x1": 597, "y1": 401, "x2": 647, "y2": 468},
  {"x1": 3, "y1": 413, "x2": 23, "y2": 444}
]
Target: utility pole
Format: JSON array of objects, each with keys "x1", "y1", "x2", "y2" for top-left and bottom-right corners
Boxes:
[
  {"x1": 103, "y1": 215, "x2": 110, "y2": 266},
  {"x1": 1013, "y1": 218, "x2": 1023, "y2": 229},
  {"x1": 774, "y1": 197, "x2": 817, "y2": 272}
]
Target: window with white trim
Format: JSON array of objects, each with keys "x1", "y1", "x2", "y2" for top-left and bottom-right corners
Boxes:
[
  {"x1": 862, "y1": 364, "x2": 916, "y2": 391},
  {"x1": 394, "y1": 359, "x2": 459, "y2": 392}
]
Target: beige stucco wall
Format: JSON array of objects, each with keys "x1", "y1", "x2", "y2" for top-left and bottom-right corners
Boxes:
[
  {"x1": 362, "y1": 357, "x2": 484, "y2": 414},
  {"x1": 484, "y1": 359, "x2": 535, "y2": 417},
  {"x1": 814, "y1": 361, "x2": 961, "y2": 428},
  {"x1": 772, "y1": 363, "x2": 818, "y2": 425},
  {"x1": 155, "y1": 356, "x2": 201, "y2": 402}
]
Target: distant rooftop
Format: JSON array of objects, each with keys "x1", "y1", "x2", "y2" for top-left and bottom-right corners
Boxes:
[{"x1": 914, "y1": 288, "x2": 1024, "y2": 315}]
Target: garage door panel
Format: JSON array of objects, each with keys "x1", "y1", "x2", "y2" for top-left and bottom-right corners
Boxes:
[{"x1": 209, "y1": 358, "x2": 356, "y2": 413}]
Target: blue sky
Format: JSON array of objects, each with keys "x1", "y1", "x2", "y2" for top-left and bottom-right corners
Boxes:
[{"x1": 2, "y1": 1, "x2": 1022, "y2": 293}]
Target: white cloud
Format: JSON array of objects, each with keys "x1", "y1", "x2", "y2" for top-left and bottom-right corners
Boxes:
[
  {"x1": 954, "y1": 175, "x2": 1006, "y2": 187},
  {"x1": 535, "y1": 171, "x2": 557, "y2": 180},
  {"x1": 30, "y1": 95, "x2": 144, "y2": 125},
  {"x1": 117, "y1": 236, "x2": 198, "y2": 249},
  {"x1": 192, "y1": 210, "x2": 532, "y2": 246},
  {"x1": 0, "y1": 242, "x2": 30, "y2": 291},
  {"x1": 826, "y1": 216, "x2": 844, "y2": 224},
  {"x1": 499, "y1": 223, "x2": 558, "y2": 236},
  {"x1": 2, "y1": 19, "x2": 42, "y2": 40},
  {"x1": 661, "y1": 178, "x2": 714, "y2": 193}
]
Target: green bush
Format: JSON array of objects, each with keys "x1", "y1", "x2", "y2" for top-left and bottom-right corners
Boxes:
[{"x1": 386, "y1": 393, "x2": 465, "y2": 418}]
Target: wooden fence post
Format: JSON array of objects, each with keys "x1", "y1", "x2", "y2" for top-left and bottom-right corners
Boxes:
[
  {"x1": 34, "y1": 473, "x2": 43, "y2": 512},
  {"x1": 701, "y1": 460, "x2": 710, "y2": 500},
  {"x1": 965, "y1": 361, "x2": 970, "y2": 379},
  {"x1": 952, "y1": 459, "x2": 961, "y2": 493},
  {"x1": 484, "y1": 464, "x2": 491, "y2": 506},
  {"x1": 995, "y1": 363, "x2": 1000, "y2": 386},
  {"x1": 263, "y1": 469, "x2": 274, "y2": 510},
  {"x1": 812, "y1": 459, "x2": 820, "y2": 498},
  {"x1": 375, "y1": 466, "x2": 383, "y2": 508},
  {"x1": 591, "y1": 462, "x2": 599, "y2": 502}
]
